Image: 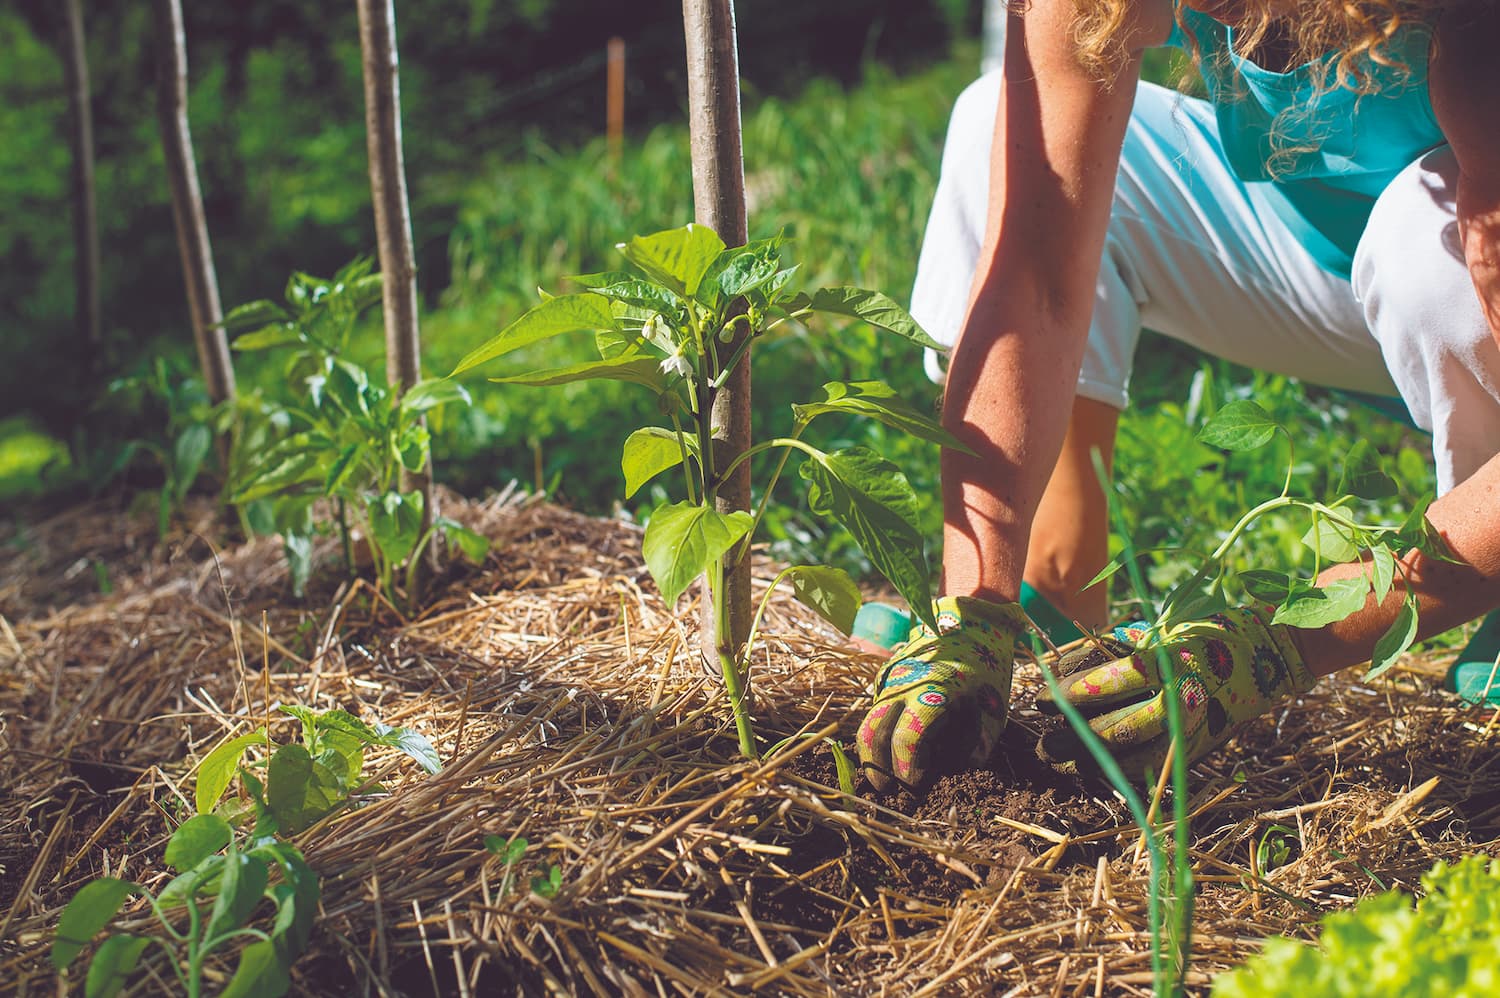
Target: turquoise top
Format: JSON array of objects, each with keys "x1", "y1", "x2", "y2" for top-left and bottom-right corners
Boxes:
[{"x1": 1163, "y1": 7, "x2": 1445, "y2": 277}]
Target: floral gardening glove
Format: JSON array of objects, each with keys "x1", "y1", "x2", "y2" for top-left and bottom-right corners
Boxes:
[
  {"x1": 857, "y1": 596, "x2": 1028, "y2": 793},
  {"x1": 1035, "y1": 606, "x2": 1316, "y2": 778}
]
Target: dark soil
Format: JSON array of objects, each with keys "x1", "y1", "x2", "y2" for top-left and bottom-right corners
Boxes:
[{"x1": 755, "y1": 721, "x2": 1127, "y2": 932}]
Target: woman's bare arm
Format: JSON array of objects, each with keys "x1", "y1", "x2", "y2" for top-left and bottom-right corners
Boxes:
[{"x1": 940, "y1": 0, "x2": 1171, "y2": 602}]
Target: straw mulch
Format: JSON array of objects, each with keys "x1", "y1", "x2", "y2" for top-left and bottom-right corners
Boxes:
[{"x1": 3, "y1": 488, "x2": 1498, "y2": 997}]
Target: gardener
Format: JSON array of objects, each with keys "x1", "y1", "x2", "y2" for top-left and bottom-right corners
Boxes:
[{"x1": 856, "y1": 0, "x2": 1500, "y2": 792}]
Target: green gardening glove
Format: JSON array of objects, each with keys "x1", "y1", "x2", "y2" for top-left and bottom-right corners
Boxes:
[
  {"x1": 1035, "y1": 606, "x2": 1316, "y2": 777},
  {"x1": 857, "y1": 596, "x2": 1028, "y2": 793}
]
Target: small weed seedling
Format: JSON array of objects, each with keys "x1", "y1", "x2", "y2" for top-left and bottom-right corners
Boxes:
[
  {"x1": 225, "y1": 259, "x2": 488, "y2": 603},
  {"x1": 195, "y1": 706, "x2": 441, "y2": 836},
  {"x1": 51, "y1": 814, "x2": 318, "y2": 998},
  {"x1": 454, "y1": 224, "x2": 965, "y2": 757},
  {"x1": 483, "y1": 835, "x2": 564, "y2": 899}
]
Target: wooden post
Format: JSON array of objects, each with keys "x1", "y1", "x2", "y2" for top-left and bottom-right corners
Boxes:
[
  {"x1": 356, "y1": 0, "x2": 435, "y2": 568},
  {"x1": 62, "y1": 0, "x2": 101, "y2": 354},
  {"x1": 606, "y1": 37, "x2": 625, "y2": 164},
  {"x1": 682, "y1": 0, "x2": 752, "y2": 664},
  {"x1": 154, "y1": 0, "x2": 235, "y2": 404}
]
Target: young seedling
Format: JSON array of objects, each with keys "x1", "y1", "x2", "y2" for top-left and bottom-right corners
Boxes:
[
  {"x1": 51, "y1": 814, "x2": 318, "y2": 998},
  {"x1": 453, "y1": 224, "x2": 966, "y2": 758},
  {"x1": 225, "y1": 259, "x2": 488, "y2": 604},
  {"x1": 195, "y1": 706, "x2": 441, "y2": 836}
]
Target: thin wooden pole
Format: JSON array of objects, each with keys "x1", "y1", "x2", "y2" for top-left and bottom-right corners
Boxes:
[
  {"x1": 356, "y1": 0, "x2": 435, "y2": 570},
  {"x1": 62, "y1": 0, "x2": 101, "y2": 355},
  {"x1": 682, "y1": 0, "x2": 751, "y2": 663},
  {"x1": 154, "y1": 0, "x2": 235, "y2": 404},
  {"x1": 606, "y1": 37, "x2": 625, "y2": 164}
]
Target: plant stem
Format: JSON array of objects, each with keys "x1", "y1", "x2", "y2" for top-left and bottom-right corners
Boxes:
[
  {"x1": 668, "y1": 413, "x2": 698, "y2": 505},
  {"x1": 338, "y1": 499, "x2": 354, "y2": 575},
  {"x1": 710, "y1": 557, "x2": 758, "y2": 759},
  {"x1": 730, "y1": 425, "x2": 809, "y2": 566}
]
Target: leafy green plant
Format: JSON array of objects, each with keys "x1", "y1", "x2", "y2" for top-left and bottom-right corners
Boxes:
[
  {"x1": 51, "y1": 814, "x2": 318, "y2": 998},
  {"x1": 1214, "y1": 854, "x2": 1500, "y2": 996},
  {"x1": 453, "y1": 223, "x2": 965, "y2": 758},
  {"x1": 196, "y1": 706, "x2": 441, "y2": 836},
  {"x1": 225, "y1": 259, "x2": 489, "y2": 602},
  {"x1": 1093, "y1": 398, "x2": 1452, "y2": 679}
]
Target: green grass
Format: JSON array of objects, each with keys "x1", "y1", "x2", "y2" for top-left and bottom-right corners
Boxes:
[{"x1": 0, "y1": 415, "x2": 70, "y2": 503}]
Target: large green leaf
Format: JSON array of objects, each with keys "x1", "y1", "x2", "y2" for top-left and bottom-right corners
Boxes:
[
  {"x1": 782, "y1": 565, "x2": 863, "y2": 636},
  {"x1": 806, "y1": 288, "x2": 942, "y2": 351},
  {"x1": 266, "y1": 743, "x2": 344, "y2": 833},
  {"x1": 617, "y1": 224, "x2": 726, "y2": 296},
  {"x1": 83, "y1": 934, "x2": 151, "y2": 998},
  {"x1": 196, "y1": 730, "x2": 268, "y2": 814},
  {"x1": 52, "y1": 879, "x2": 136, "y2": 970},
  {"x1": 450, "y1": 293, "x2": 617, "y2": 376},
  {"x1": 206, "y1": 845, "x2": 270, "y2": 943},
  {"x1": 366, "y1": 490, "x2": 425, "y2": 566},
  {"x1": 1370, "y1": 543, "x2": 1397, "y2": 604},
  {"x1": 219, "y1": 938, "x2": 292, "y2": 998},
  {"x1": 1336, "y1": 439, "x2": 1399, "y2": 500},
  {"x1": 164, "y1": 814, "x2": 233, "y2": 871},
  {"x1": 641, "y1": 501, "x2": 754, "y2": 604},
  {"x1": 622, "y1": 427, "x2": 697, "y2": 498},
  {"x1": 792, "y1": 381, "x2": 972, "y2": 453},
  {"x1": 372, "y1": 722, "x2": 442, "y2": 774},
  {"x1": 1196, "y1": 400, "x2": 1282, "y2": 451},
  {"x1": 438, "y1": 517, "x2": 491, "y2": 563},
  {"x1": 1366, "y1": 596, "x2": 1419, "y2": 680},
  {"x1": 490, "y1": 355, "x2": 667, "y2": 393},
  {"x1": 1272, "y1": 577, "x2": 1370, "y2": 628},
  {"x1": 1301, "y1": 516, "x2": 1363, "y2": 564},
  {"x1": 796, "y1": 446, "x2": 933, "y2": 630}
]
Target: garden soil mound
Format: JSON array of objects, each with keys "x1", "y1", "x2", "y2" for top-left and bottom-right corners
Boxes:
[{"x1": 3, "y1": 489, "x2": 1498, "y2": 995}]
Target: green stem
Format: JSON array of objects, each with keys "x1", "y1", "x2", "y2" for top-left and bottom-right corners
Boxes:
[
  {"x1": 730, "y1": 425, "x2": 810, "y2": 566},
  {"x1": 710, "y1": 557, "x2": 758, "y2": 759},
  {"x1": 710, "y1": 324, "x2": 756, "y2": 390},
  {"x1": 1208, "y1": 495, "x2": 1297, "y2": 564},
  {"x1": 668, "y1": 413, "x2": 698, "y2": 505}
]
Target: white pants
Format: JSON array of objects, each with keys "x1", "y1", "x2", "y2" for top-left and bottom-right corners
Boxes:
[{"x1": 911, "y1": 75, "x2": 1500, "y2": 494}]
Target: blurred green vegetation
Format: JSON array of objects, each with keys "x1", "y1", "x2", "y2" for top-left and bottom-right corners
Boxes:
[{"x1": 0, "y1": 5, "x2": 1437, "y2": 617}]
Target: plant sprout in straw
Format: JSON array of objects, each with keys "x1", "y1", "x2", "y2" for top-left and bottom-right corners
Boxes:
[{"x1": 453, "y1": 224, "x2": 965, "y2": 758}]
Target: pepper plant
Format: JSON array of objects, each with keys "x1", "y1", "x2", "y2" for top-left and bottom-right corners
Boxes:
[
  {"x1": 453, "y1": 223, "x2": 966, "y2": 757},
  {"x1": 51, "y1": 814, "x2": 317, "y2": 998},
  {"x1": 224, "y1": 259, "x2": 488, "y2": 603}
]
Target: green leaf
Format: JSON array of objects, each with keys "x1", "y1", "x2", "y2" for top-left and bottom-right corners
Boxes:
[
  {"x1": 1366, "y1": 597, "x2": 1419, "y2": 680},
  {"x1": 251, "y1": 842, "x2": 319, "y2": 954},
  {"x1": 1196, "y1": 399, "x2": 1282, "y2": 451},
  {"x1": 1370, "y1": 543, "x2": 1397, "y2": 604},
  {"x1": 791, "y1": 381, "x2": 973, "y2": 454},
  {"x1": 489, "y1": 356, "x2": 667, "y2": 393},
  {"x1": 825, "y1": 739, "x2": 857, "y2": 796},
  {"x1": 451, "y1": 293, "x2": 618, "y2": 376},
  {"x1": 641, "y1": 502, "x2": 755, "y2": 604},
  {"x1": 485, "y1": 835, "x2": 528, "y2": 864},
  {"x1": 1301, "y1": 516, "x2": 1362, "y2": 564},
  {"x1": 308, "y1": 708, "x2": 377, "y2": 743},
  {"x1": 1336, "y1": 439, "x2": 1399, "y2": 500},
  {"x1": 781, "y1": 565, "x2": 862, "y2": 636},
  {"x1": 399, "y1": 378, "x2": 472, "y2": 416},
  {"x1": 219, "y1": 938, "x2": 291, "y2": 998},
  {"x1": 438, "y1": 517, "x2": 490, "y2": 563},
  {"x1": 164, "y1": 814, "x2": 233, "y2": 871},
  {"x1": 589, "y1": 278, "x2": 685, "y2": 316},
  {"x1": 366, "y1": 490, "x2": 425, "y2": 567},
  {"x1": 324, "y1": 361, "x2": 373, "y2": 418},
  {"x1": 266, "y1": 743, "x2": 343, "y2": 833},
  {"x1": 172, "y1": 424, "x2": 212, "y2": 500},
  {"x1": 230, "y1": 324, "x2": 300, "y2": 351},
  {"x1": 83, "y1": 934, "x2": 151, "y2": 998},
  {"x1": 797, "y1": 446, "x2": 934, "y2": 631},
  {"x1": 617, "y1": 224, "x2": 726, "y2": 296},
  {"x1": 322, "y1": 444, "x2": 361, "y2": 497},
  {"x1": 1158, "y1": 564, "x2": 1229, "y2": 628},
  {"x1": 221, "y1": 299, "x2": 292, "y2": 335},
  {"x1": 196, "y1": 730, "x2": 268, "y2": 815},
  {"x1": 1238, "y1": 569, "x2": 1294, "y2": 605},
  {"x1": 806, "y1": 287, "x2": 943, "y2": 350},
  {"x1": 372, "y1": 722, "x2": 443, "y2": 774},
  {"x1": 206, "y1": 845, "x2": 270, "y2": 943},
  {"x1": 52, "y1": 879, "x2": 136, "y2": 970},
  {"x1": 622, "y1": 427, "x2": 696, "y2": 499},
  {"x1": 715, "y1": 248, "x2": 782, "y2": 299},
  {"x1": 1272, "y1": 577, "x2": 1370, "y2": 628}
]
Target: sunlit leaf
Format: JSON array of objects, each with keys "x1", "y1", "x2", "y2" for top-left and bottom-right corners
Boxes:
[
  {"x1": 450, "y1": 293, "x2": 617, "y2": 376},
  {"x1": 1196, "y1": 400, "x2": 1282, "y2": 451},
  {"x1": 806, "y1": 287, "x2": 942, "y2": 350},
  {"x1": 164, "y1": 814, "x2": 232, "y2": 872},
  {"x1": 196, "y1": 730, "x2": 269, "y2": 815},
  {"x1": 641, "y1": 501, "x2": 754, "y2": 604},
  {"x1": 622, "y1": 427, "x2": 696, "y2": 499},
  {"x1": 1272, "y1": 577, "x2": 1369, "y2": 628},
  {"x1": 781, "y1": 564, "x2": 863, "y2": 636},
  {"x1": 1370, "y1": 543, "x2": 1397, "y2": 604},
  {"x1": 616, "y1": 224, "x2": 726, "y2": 296},
  {"x1": 792, "y1": 381, "x2": 973, "y2": 454},
  {"x1": 490, "y1": 356, "x2": 667, "y2": 393},
  {"x1": 1366, "y1": 597, "x2": 1419, "y2": 680}
]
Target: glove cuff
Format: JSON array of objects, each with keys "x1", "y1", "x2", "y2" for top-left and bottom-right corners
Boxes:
[{"x1": 931, "y1": 595, "x2": 1028, "y2": 639}]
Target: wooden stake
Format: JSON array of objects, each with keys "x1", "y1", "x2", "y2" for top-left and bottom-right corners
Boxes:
[{"x1": 606, "y1": 37, "x2": 625, "y2": 164}]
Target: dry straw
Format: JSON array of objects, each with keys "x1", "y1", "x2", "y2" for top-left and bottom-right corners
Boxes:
[{"x1": 2, "y1": 488, "x2": 1497, "y2": 995}]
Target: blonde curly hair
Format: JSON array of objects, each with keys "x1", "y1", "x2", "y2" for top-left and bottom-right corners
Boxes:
[{"x1": 1071, "y1": 0, "x2": 1447, "y2": 91}]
